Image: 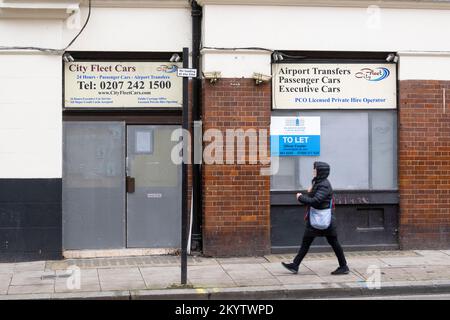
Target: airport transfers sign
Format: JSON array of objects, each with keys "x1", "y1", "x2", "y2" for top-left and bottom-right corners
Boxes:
[
  {"x1": 64, "y1": 62, "x2": 182, "y2": 108},
  {"x1": 271, "y1": 116, "x2": 320, "y2": 156},
  {"x1": 272, "y1": 63, "x2": 396, "y2": 109}
]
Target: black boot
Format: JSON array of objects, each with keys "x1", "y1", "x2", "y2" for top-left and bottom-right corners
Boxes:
[
  {"x1": 281, "y1": 262, "x2": 298, "y2": 274},
  {"x1": 331, "y1": 265, "x2": 350, "y2": 275}
]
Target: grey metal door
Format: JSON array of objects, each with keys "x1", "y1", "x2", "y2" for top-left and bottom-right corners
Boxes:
[
  {"x1": 63, "y1": 122, "x2": 126, "y2": 249},
  {"x1": 126, "y1": 125, "x2": 181, "y2": 248}
]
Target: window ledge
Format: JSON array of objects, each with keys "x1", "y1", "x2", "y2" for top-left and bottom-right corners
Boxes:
[{"x1": 0, "y1": 1, "x2": 80, "y2": 19}]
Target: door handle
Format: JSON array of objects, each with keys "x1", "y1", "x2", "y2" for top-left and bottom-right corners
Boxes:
[{"x1": 126, "y1": 176, "x2": 135, "y2": 193}]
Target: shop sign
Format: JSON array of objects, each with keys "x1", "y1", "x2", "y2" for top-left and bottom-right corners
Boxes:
[
  {"x1": 272, "y1": 63, "x2": 396, "y2": 109},
  {"x1": 270, "y1": 116, "x2": 320, "y2": 156},
  {"x1": 64, "y1": 61, "x2": 182, "y2": 108}
]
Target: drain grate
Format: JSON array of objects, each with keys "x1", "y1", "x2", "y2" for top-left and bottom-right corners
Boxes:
[
  {"x1": 265, "y1": 250, "x2": 421, "y2": 263},
  {"x1": 45, "y1": 251, "x2": 422, "y2": 270},
  {"x1": 46, "y1": 255, "x2": 210, "y2": 270},
  {"x1": 40, "y1": 274, "x2": 70, "y2": 280}
]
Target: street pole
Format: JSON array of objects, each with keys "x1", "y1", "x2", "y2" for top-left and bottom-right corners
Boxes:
[{"x1": 181, "y1": 47, "x2": 189, "y2": 285}]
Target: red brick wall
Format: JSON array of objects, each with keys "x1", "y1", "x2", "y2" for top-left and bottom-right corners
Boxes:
[
  {"x1": 399, "y1": 80, "x2": 450, "y2": 249},
  {"x1": 201, "y1": 79, "x2": 271, "y2": 256}
]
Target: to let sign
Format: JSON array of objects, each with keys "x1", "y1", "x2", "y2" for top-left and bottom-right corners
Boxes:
[
  {"x1": 270, "y1": 116, "x2": 321, "y2": 156},
  {"x1": 64, "y1": 62, "x2": 182, "y2": 108}
]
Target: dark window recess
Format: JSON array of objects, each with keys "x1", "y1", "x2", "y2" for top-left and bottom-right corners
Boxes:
[{"x1": 356, "y1": 208, "x2": 385, "y2": 231}]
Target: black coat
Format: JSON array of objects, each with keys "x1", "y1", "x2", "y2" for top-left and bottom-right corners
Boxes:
[{"x1": 297, "y1": 161, "x2": 337, "y2": 237}]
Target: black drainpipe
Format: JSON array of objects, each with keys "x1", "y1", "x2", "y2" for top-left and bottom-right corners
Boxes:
[{"x1": 191, "y1": 0, "x2": 203, "y2": 252}]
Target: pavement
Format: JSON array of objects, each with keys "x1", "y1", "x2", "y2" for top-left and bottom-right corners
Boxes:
[{"x1": 1, "y1": 250, "x2": 450, "y2": 300}]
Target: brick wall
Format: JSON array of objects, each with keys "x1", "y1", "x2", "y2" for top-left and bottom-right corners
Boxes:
[
  {"x1": 201, "y1": 79, "x2": 271, "y2": 256},
  {"x1": 399, "y1": 80, "x2": 450, "y2": 249}
]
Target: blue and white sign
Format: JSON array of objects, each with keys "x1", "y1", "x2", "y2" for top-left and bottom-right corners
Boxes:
[{"x1": 271, "y1": 116, "x2": 320, "y2": 156}]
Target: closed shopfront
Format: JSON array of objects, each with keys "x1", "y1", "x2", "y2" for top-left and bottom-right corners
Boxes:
[
  {"x1": 62, "y1": 55, "x2": 183, "y2": 254},
  {"x1": 0, "y1": 1, "x2": 195, "y2": 261},
  {"x1": 270, "y1": 58, "x2": 399, "y2": 252}
]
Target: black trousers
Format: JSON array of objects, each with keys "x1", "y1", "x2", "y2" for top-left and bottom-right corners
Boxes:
[{"x1": 293, "y1": 235, "x2": 347, "y2": 267}]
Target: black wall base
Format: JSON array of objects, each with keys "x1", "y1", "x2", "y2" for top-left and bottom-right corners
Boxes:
[{"x1": 0, "y1": 179, "x2": 62, "y2": 262}]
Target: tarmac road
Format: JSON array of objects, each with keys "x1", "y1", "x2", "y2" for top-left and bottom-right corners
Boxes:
[{"x1": 322, "y1": 293, "x2": 450, "y2": 300}]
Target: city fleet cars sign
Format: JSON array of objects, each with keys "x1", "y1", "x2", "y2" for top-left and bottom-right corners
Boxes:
[
  {"x1": 64, "y1": 62, "x2": 182, "y2": 108},
  {"x1": 272, "y1": 63, "x2": 396, "y2": 109},
  {"x1": 271, "y1": 117, "x2": 320, "y2": 156}
]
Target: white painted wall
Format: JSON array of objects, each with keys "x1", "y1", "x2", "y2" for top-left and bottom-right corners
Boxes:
[
  {"x1": 202, "y1": 5, "x2": 450, "y2": 79},
  {"x1": 1, "y1": 3, "x2": 450, "y2": 178},
  {"x1": 0, "y1": 6, "x2": 191, "y2": 178},
  {"x1": 0, "y1": 54, "x2": 62, "y2": 178},
  {"x1": 201, "y1": 50, "x2": 272, "y2": 78},
  {"x1": 399, "y1": 53, "x2": 450, "y2": 81},
  {"x1": 63, "y1": 7, "x2": 191, "y2": 51}
]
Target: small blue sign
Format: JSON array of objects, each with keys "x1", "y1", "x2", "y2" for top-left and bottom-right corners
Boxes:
[{"x1": 271, "y1": 135, "x2": 320, "y2": 156}]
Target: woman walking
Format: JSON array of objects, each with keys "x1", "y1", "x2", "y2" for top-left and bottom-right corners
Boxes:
[{"x1": 282, "y1": 161, "x2": 349, "y2": 275}]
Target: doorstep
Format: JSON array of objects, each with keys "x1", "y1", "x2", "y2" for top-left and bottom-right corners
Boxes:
[{"x1": 63, "y1": 248, "x2": 179, "y2": 259}]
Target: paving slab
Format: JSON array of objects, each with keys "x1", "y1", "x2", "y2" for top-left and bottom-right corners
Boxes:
[
  {"x1": 318, "y1": 273, "x2": 364, "y2": 283},
  {"x1": 380, "y1": 268, "x2": 417, "y2": 282},
  {"x1": 403, "y1": 266, "x2": 450, "y2": 281},
  {"x1": 353, "y1": 266, "x2": 415, "y2": 282},
  {"x1": 380, "y1": 256, "x2": 450, "y2": 267},
  {"x1": 187, "y1": 265, "x2": 230, "y2": 279},
  {"x1": 189, "y1": 277, "x2": 236, "y2": 288},
  {"x1": 221, "y1": 263, "x2": 275, "y2": 280},
  {"x1": 101, "y1": 281, "x2": 146, "y2": 291},
  {"x1": 344, "y1": 257, "x2": 389, "y2": 269},
  {"x1": 282, "y1": 282, "x2": 341, "y2": 291},
  {"x1": 187, "y1": 265, "x2": 236, "y2": 288},
  {"x1": 0, "y1": 274, "x2": 12, "y2": 294},
  {"x1": 414, "y1": 250, "x2": 449, "y2": 258},
  {"x1": 55, "y1": 282, "x2": 101, "y2": 293},
  {"x1": 276, "y1": 274, "x2": 323, "y2": 285},
  {"x1": 233, "y1": 277, "x2": 281, "y2": 287},
  {"x1": 301, "y1": 261, "x2": 346, "y2": 277},
  {"x1": 262, "y1": 263, "x2": 315, "y2": 277},
  {"x1": 14, "y1": 261, "x2": 46, "y2": 272},
  {"x1": 10, "y1": 271, "x2": 55, "y2": 286},
  {"x1": 54, "y1": 269, "x2": 100, "y2": 293},
  {"x1": 2, "y1": 250, "x2": 450, "y2": 299},
  {"x1": 264, "y1": 254, "x2": 295, "y2": 263},
  {"x1": 8, "y1": 284, "x2": 54, "y2": 295},
  {"x1": 139, "y1": 266, "x2": 181, "y2": 289},
  {"x1": 189, "y1": 257, "x2": 220, "y2": 266},
  {"x1": 98, "y1": 267, "x2": 142, "y2": 280},
  {"x1": 0, "y1": 264, "x2": 15, "y2": 274},
  {"x1": 98, "y1": 267, "x2": 145, "y2": 291},
  {"x1": 139, "y1": 266, "x2": 179, "y2": 279},
  {"x1": 217, "y1": 257, "x2": 268, "y2": 264}
]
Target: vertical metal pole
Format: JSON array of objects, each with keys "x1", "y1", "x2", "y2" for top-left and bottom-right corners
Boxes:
[
  {"x1": 191, "y1": 0, "x2": 203, "y2": 252},
  {"x1": 181, "y1": 47, "x2": 189, "y2": 285}
]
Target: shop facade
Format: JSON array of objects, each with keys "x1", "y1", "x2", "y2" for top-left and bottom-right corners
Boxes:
[
  {"x1": 0, "y1": 0, "x2": 449, "y2": 261},
  {"x1": 0, "y1": 0, "x2": 194, "y2": 260},
  {"x1": 198, "y1": 0, "x2": 450, "y2": 256}
]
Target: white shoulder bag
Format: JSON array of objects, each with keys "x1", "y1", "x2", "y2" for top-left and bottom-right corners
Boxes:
[{"x1": 309, "y1": 199, "x2": 332, "y2": 230}]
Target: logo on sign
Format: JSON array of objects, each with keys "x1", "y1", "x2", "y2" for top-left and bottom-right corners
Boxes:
[
  {"x1": 157, "y1": 64, "x2": 178, "y2": 73},
  {"x1": 355, "y1": 67, "x2": 390, "y2": 81}
]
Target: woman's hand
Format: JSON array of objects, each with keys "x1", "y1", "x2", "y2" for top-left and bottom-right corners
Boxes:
[{"x1": 296, "y1": 192, "x2": 302, "y2": 200}]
